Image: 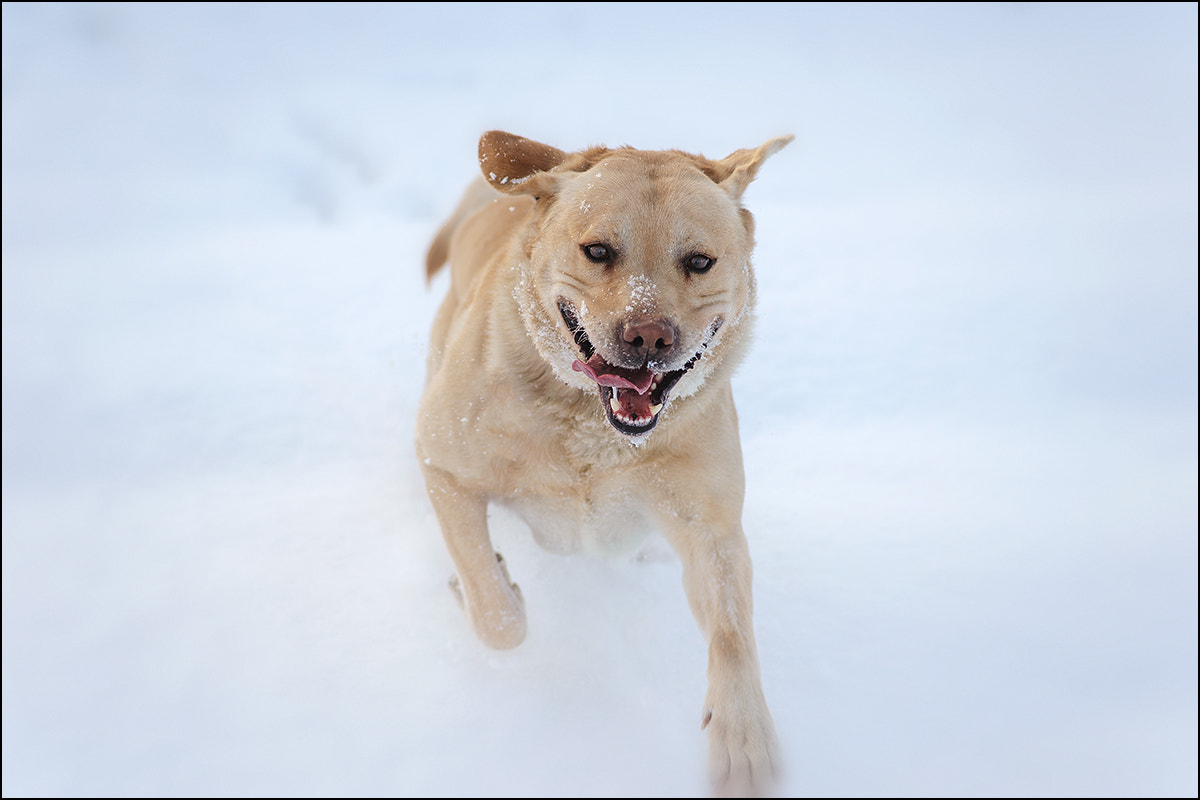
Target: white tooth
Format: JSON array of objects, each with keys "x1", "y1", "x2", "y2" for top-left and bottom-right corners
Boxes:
[
  {"x1": 610, "y1": 396, "x2": 621, "y2": 414},
  {"x1": 649, "y1": 403, "x2": 663, "y2": 416}
]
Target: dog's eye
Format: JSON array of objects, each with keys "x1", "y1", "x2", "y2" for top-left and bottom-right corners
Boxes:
[
  {"x1": 686, "y1": 254, "x2": 714, "y2": 274},
  {"x1": 583, "y1": 243, "x2": 613, "y2": 264}
]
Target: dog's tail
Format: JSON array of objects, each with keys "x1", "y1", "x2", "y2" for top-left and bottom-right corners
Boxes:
[
  {"x1": 424, "y1": 215, "x2": 456, "y2": 282},
  {"x1": 424, "y1": 177, "x2": 496, "y2": 283}
]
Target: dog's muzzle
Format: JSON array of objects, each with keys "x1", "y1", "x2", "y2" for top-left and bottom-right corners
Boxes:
[{"x1": 558, "y1": 300, "x2": 720, "y2": 438}]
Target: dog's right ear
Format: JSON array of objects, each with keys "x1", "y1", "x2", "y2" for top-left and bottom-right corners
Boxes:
[{"x1": 478, "y1": 131, "x2": 568, "y2": 197}]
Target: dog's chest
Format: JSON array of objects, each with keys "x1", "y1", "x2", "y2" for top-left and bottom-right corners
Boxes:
[
  {"x1": 488, "y1": 413, "x2": 658, "y2": 555},
  {"x1": 504, "y1": 472, "x2": 654, "y2": 556}
]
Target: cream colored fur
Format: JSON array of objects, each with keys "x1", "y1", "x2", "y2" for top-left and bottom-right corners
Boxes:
[{"x1": 417, "y1": 130, "x2": 791, "y2": 796}]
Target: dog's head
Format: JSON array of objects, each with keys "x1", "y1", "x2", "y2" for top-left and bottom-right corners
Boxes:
[{"x1": 480, "y1": 131, "x2": 791, "y2": 440}]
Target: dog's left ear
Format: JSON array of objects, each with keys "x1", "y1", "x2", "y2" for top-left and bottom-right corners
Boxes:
[
  {"x1": 478, "y1": 130, "x2": 569, "y2": 197},
  {"x1": 702, "y1": 135, "x2": 794, "y2": 201}
]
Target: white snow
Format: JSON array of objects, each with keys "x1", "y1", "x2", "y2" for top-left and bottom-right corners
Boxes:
[
  {"x1": 627, "y1": 274, "x2": 657, "y2": 314},
  {"x1": 2, "y1": 3, "x2": 1197, "y2": 797}
]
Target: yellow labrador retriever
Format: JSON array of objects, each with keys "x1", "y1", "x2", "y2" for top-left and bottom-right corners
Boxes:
[{"x1": 417, "y1": 131, "x2": 791, "y2": 796}]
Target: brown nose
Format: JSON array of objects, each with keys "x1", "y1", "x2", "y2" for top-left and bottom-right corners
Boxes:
[{"x1": 622, "y1": 318, "x2": 676, "y2": 360}]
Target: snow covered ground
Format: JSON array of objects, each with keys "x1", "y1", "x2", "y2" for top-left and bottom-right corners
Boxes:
[{"x1": 3, "y1": 3, "x2": 1196, "y2": 796}]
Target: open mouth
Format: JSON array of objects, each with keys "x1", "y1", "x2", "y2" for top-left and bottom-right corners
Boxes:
[{"x1": 558, "y1": 300, "x2": 720, "y2": 437}]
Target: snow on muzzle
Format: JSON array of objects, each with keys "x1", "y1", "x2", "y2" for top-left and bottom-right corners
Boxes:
[{"x1": 559, "y1": 300, "x2": 721, "y2": 437}]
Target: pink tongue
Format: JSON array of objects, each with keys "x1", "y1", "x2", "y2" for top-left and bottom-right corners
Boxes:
[{"x1": 572, "y1": 356, "x2": 655, "y2": 395}]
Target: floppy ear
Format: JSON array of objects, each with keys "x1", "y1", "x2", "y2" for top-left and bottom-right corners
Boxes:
[
  {"x1": 701, "y1": 134, "x2": 794, "y2": 201},
  {"x1": 478, "y1": 130, "x2": 569, "y2": 196}
]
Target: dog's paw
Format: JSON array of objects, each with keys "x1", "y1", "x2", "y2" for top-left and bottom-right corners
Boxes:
[
  {"x1": 455, "y1": 553, "x2": 527, "y2": 650},
  {"x1": 702, "y1": 694, "x2": 780, "y2": 798},
  {"x1": 470, "y1": 580, "x2": 525, "y2": 650}
]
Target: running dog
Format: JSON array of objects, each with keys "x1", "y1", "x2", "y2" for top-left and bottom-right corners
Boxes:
[{"x1": 417, "y1": 130, "x2": 791, "y2": 796}]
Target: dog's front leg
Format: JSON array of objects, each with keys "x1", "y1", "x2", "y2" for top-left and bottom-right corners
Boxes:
[
  {"x1": 662, "y1": 513, "x2": 780, "y2": 797},
  {"x1": 421, "y1": 463, "x2": 526, "y2": 650}
]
